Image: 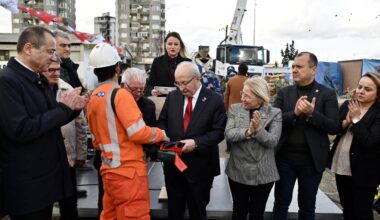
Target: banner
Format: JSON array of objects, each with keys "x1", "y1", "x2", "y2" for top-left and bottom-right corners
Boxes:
[
  {"x1": 316, "y1": 62, "x2": 343, "y2": 95},
  {"x1": 362, "y1": 59, "x2": 380, "y2": 75}
]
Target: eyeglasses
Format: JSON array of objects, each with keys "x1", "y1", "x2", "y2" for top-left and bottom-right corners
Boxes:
[
  {"x1": 124, "y1": 83, "x2": 144, "y2": 94},
  {"x1": 240, "y1": 91, "x2": 255, "y2": 100},
  {"x1": 174, "y1": 76, "x2": 195, "y2": 88},
  {"x1": 48, "y1": 68, "x2": 60, "y2": 74}
]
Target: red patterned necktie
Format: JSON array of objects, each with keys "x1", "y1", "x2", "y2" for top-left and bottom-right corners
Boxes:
[{"x1": 183, "y1": 96, "x2": 193, "y2": 132}]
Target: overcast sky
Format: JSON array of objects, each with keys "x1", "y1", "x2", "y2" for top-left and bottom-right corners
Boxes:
[{"x1": 1, "y1": 0, "x2": 380, "y2": 63}]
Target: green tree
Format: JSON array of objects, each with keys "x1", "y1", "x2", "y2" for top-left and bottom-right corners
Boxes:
[{"x1": 280, "y1": 40, "x2": 298, "y2": 67}]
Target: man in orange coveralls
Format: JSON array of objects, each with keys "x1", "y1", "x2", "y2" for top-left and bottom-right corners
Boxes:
[{"x1": 86, "y1": 42, "x2": 169, "y2": 220}]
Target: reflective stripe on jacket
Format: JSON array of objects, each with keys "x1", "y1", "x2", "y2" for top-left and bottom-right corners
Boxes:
[{"x1": 87, "y1": 82, "x2": 165, "y2": 178}]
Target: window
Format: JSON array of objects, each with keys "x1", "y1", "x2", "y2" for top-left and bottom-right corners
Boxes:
[
  {"x1": 143, "y1": 43, "x2": 150, "y2": 50},
  {"x1": 119, "y1": 13, "x2": 128, "y2": 19},
  {"x1": 120, "y1": 4, "x2": 128, "y2": 10},
  {"x1": 151, "y1": 15, "x2": 160, "y2": 20},
  {"x1": 121, "y1": 33, "x2": 128, "y2": 38},
  {"x1": 120, "y1": 23, "x2": 127, "y2": 28},
  {"x1": 152, "y1": 33, "x2": 160, "y2": 39},
  {"x1": 0, "y1": 50, "x2": 10, "y2": 61},
  {"x1": 152, "y1": 24, "x2": 160, "y2": 29},
  {"x1": 151, "y1": 6, "x2": 160, "y2": 11}
]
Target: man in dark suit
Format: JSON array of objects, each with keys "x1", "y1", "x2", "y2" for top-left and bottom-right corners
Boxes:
[
  {"x1": 158, "y1": 61, "x2": 227, "y2": 220},
  {"x1": 272, "y1": 52, "x2": 340, "y2": 220},
  {"x1": 0, "y1": 26, "x2": 88, "y2": 220}
]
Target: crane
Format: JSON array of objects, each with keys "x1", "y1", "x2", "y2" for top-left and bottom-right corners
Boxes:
[
  {"x1": 225, "y1": 0, "x2": 247, "y2": 45},
  {"x1": 214, "y1": 0, "x2": 270, "y2": 77}
]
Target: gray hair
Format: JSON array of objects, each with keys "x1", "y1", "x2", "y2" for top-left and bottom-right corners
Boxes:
[
  {"x1": 244, "y1": 77, "x2": 270, "y2": 105},
  {"x1": 175, "y1": 61, "x2": 201, "y2": 77},
  {"x1": 121, "y1": 67, "x2": 147, "y2": 84},
  {"x1": 53, "y1": 30, "x2": 70, "y2": 40}
]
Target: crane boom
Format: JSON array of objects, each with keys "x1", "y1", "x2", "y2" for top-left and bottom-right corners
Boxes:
[
  {"x1": 225, "y1": 0, "x2": 247, "y2": 45},
  {"x1": 214, "y1": 0, "x2": 270, "y2": 77}
]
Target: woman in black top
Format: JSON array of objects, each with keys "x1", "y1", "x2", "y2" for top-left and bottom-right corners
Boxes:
[
  {"x1": 145, "y1": 32, "x2": 191, "y2": 96},
  {"x1": 330, "y1": 72, "x2": 380, "y2": 220}
]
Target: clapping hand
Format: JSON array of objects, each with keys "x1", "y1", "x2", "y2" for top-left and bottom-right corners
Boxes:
[
  {"x1": 246, "y1": 110, "x2": 261, "y2": 136},
  {"x1": 295, "y1": 96, "x2": 316, "y2": 116},
  {"x1": 60, "y1": 87, "x2": 90, "y2": 110},
  {"x1": 348, "y1": 99, "x2": 361, "y2": 122}
]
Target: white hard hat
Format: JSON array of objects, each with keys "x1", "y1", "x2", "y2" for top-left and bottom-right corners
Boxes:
[{"x1": 89, "y1": 42, "x2": 121, "y2": 68}]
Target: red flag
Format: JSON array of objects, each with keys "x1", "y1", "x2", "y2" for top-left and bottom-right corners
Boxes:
[
  {"x1": 18, "y1": 7, "x2": 63, "y2": 24},
  {"x1": 70, "y1": 31, "x2": 95, "y2": 42}
]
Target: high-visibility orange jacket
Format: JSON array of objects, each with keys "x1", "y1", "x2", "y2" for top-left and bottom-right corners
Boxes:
[{"x1": 87, "y1": 82, "x2": 166, "y2": 178}]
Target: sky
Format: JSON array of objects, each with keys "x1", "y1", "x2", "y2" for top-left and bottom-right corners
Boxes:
[{"x1": 1, "y1": 0, "x2": 380, "y2": 63}]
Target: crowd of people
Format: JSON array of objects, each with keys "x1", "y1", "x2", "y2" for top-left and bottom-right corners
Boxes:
[{"x1": 0, "y1": 25, "x2": 379, "y2": 220}]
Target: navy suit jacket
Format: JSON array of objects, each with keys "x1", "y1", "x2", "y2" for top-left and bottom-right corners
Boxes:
[
  {"x1": 158, "y1": 86, "x2": 227, "y2": 182},
  {"x1": 274, "y1": 81, "x2": 340, "y2": 173},
  {"x1": 0, "y1": 57, "x2": 75, "y2": 214}
]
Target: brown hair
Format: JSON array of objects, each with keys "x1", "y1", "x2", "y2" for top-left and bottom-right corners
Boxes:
[
  {"x1": 164, "y1": 32, "x2": 187, "y2": 58},
  {"x1": 17, "y1": 26, "x2": 54, "y2": 53},
  {"x1": 362, "y1": 72, "x2": 380, "y2": 102}
]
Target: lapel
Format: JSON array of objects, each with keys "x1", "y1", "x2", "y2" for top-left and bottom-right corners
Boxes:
[
  {"x1": 360, "y1": 102, "x2": 380, "y2": 127},
  {"x1": 186, "y1": 87, "x2": 209, "y2": 133},
  {"x1": 288, "y1": 85, "x2": 299, "y2": 109},
  {"x1": 173, "y1": 90, "x2": 185, "y2": 132}
]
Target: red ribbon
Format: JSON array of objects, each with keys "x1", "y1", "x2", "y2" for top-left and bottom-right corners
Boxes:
[{"x1": 159, "y1": 144, "x2": 188, "y2": 172}]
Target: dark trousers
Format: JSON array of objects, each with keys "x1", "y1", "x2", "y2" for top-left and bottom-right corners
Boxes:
[
  {"x1": 228, "y1": 178, "x2": 274, "y2": 220},
  {"x1": 273, "y1": 158, "x2": 322, "y2": 220},
  {"x1": 165, "y1": 172, "x2": 213, "y2": 220},
  {"x1": 9, "y1": 205, "x2": 53, "y2": 220},
  {"x1": 59, "y1": 166, "x2": 79, "y2": 220},
  {"x1": 335, "y1": 174, "x2": 377, "y2": 220}
]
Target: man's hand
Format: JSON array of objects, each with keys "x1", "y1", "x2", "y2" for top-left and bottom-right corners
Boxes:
[
  {"x1": 60, "y1": 87, "x2": 90, "y2": 110},
  {"x1": 180, "y1": 139, "x2": 197, "y2": 153},
  {"x1": 295, "y1": 96, "x2": 315, "y2": 116},
  {"x1": 294, "y1": 96, "x2": 305, "y2": 116}
]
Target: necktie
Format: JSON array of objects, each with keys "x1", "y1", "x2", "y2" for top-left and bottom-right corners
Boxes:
[{"x1": 183, "y1": 96, "x2": 193, "y2": 132}]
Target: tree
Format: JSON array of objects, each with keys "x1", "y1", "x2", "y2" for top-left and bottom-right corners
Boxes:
[{"x1": 281, "y1": 40, "x2": 298, "y2": 67}]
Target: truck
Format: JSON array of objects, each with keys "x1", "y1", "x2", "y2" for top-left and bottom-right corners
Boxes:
[{"x1": 214, "y1": 0, "x2": 270, "y2": 77}]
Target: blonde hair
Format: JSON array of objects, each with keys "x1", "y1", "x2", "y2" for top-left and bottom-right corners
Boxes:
[{"x1": 244, "y1": 77, "x2": 270, "y2": 105}]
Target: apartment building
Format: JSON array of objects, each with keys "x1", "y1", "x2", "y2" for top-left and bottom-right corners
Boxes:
[
  {"x1": 11, "y1": 0, "x2": 76, "y2": 33},
  {"x1": 116, "y1": 0, "x2": 165, "y2": 66}
]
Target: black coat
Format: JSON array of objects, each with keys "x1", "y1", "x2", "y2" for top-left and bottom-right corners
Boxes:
[
  {"x1": 0, "y1": 57, "x2": 76, "y2": 215},
  {"x1": 331, "y1": 101, "x2": 380, "y2": 187},
  {"x1": 60, "y1": 58, "x2": 83, "y2": 89},
  {"x1": 137, "y1": 96, "x2": 157, "y2": 126},
  {"x1": 158, "y1": 86, "x2": 227, "y2": 182},
  {"x1": 273, "y1": 82, "x2": 340, "y2": 173},
  {"x1": 145, "y1": 55, "x2": 191, "y2": 96}
]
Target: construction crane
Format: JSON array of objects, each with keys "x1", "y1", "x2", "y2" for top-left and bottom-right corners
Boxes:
[{"x1": 214, "y1": 0, "x2": 270, "y2": 77}]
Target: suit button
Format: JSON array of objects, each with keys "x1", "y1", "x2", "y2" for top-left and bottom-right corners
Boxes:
[{"x1": 351, "y1": 153, "x2": 354, "y2": 155}]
